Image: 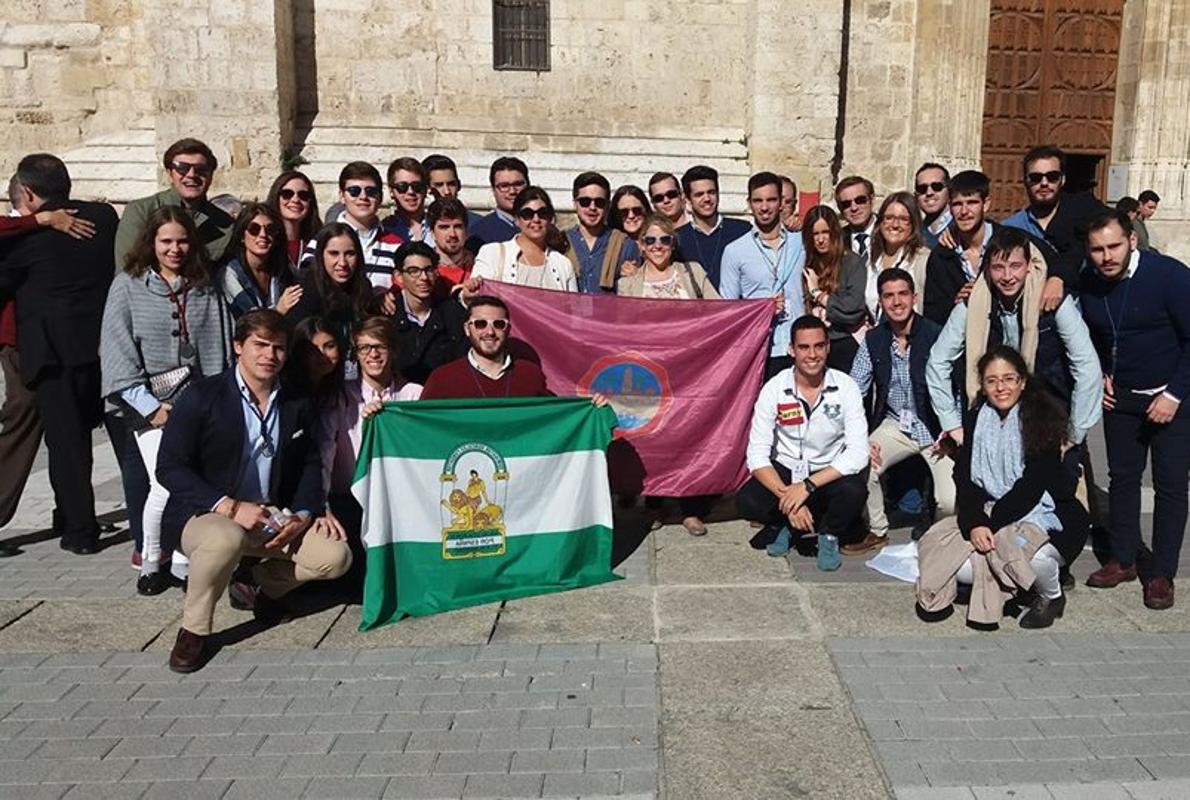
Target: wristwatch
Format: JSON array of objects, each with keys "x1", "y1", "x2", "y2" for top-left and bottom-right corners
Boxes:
[{"x1": 802, "y1": 477, "x2": 817, "y2": 494}]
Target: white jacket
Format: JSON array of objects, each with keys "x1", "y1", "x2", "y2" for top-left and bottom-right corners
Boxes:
[{"x1": 473, "y1": 239, "x2": 577, "y2": 292}]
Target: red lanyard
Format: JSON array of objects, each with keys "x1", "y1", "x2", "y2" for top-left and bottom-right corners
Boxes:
[{"x1": 160, "y1": 273, "x2": 193, "y2": 357}]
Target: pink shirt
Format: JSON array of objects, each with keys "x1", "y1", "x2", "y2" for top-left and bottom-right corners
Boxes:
[{"x1": 321, "y1": 377, "x2": 422, "y2": 493}]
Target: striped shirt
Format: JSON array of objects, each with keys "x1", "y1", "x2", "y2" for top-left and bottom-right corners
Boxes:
[{"x1": 301, "y1": 211, "x2": 404, "y2": 291}]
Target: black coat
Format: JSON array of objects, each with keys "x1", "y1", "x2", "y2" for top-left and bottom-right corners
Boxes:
[
  {"x1": 0, "y1": 200, "x2": 118, "y2": 384},
  {"x1": 156, "y1": 368, "x2": 325, "y2": 553},
  {"x1": 391, "y1": 293, "x2": 469, "y2": 385}
]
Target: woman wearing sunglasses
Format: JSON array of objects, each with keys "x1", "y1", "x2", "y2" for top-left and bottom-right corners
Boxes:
[
  {"x1": 219, "y1": 203, "x2": 302, "y2": 320},
  {"x1": 100, "y1": 206, "x2": 233, "y2": 595},
  {"x1": 471, "y1": 187, "x2": 577, "y2": 291},
  {"x1": 800, "y1": 205, "x2": 867, "y2": 371},
  {"x1": 616, "y1": 213, "x2": 718, "y2": 300},
  {"x1": 266, "y1": 171, "x2": 321, "y2": 273},
  {"x1": 609, "y1": 185, "x2": 652, "y2": 239}
]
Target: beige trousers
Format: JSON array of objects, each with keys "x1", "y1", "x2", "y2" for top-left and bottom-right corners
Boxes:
[
  {"x1": 179, "y1": 511, "x2": 352, "y2": 636},
  {"x1": 867, "y1": 418, "x2": 956, "y2": 537}
]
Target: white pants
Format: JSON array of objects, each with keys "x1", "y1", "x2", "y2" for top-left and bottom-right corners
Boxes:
[
  {"x1": 955, "y1": 543, "x2": 1065, "y2": 600},
  {"x1": 133, "y1": 428, "x2": 189, "y2": 579},
  {"x1": 867, "y1": 419, "x2": 957, "y2": 537}
]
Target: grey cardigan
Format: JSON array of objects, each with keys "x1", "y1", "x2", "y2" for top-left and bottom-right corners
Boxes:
[
  {"x1": 821, "y1": 252, "x2": 868, "y2": 339},
  {"x1": 100, "y1": 270, "x2": 233, "y2": 419}
]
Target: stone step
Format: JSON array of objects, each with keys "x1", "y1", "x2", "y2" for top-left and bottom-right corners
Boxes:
[{"x1": 59, "y1": 129, "x2": 158, "y2": 207}]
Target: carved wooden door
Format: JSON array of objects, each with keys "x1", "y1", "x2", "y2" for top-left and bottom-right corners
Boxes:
[{"x1": 982, "y1": 0, "x2": 1124, "y2": 217}]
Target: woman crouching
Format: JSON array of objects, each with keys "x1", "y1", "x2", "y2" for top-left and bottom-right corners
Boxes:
[{"x1": 916, "y1": 346, "x2": 1088, "y2": 629}]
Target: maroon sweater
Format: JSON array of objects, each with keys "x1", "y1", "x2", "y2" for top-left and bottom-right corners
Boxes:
[{"x1": 421, "y1": 355, "x2": 549, "y2": 399}]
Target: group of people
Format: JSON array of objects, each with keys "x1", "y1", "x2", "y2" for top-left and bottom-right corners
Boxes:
[{"x1": 0, "y1": 137, "x2": 1185, "y2": 672}]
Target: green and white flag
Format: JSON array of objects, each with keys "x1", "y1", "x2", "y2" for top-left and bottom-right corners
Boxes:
[{"x1": 352, "y1": 397, "x2": 621, "y2": 630}]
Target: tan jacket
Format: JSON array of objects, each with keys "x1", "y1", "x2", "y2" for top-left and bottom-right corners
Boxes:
[
  {"x1": 916, "y1": 517, "x2": 1050, "y2": 625},
  {"x1": 616, "y1": 261, "x2": 720, "y2": 299}
]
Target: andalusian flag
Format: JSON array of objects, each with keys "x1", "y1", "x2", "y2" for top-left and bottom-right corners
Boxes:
[{"x1": 352, "y1": 397, "x2": 620, "y2": 630}]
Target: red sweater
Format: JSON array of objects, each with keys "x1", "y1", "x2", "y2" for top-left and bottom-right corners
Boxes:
[
  {"x1": 0, "y1": 214, "x2": 40, "y2": 347},
  {"x1": 420, "y1": 355, "x2": 549, "y2": 399}
]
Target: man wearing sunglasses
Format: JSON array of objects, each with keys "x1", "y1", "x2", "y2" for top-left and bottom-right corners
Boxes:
[
  {"x1": 382, "y1": 157, "x2": 433, "y2": 245},
  {"x1": 564, "y1": 172, "x2": 639, "y2": 293},
  {"x1": 1002, "y1": 145, "x2": 1106, "y2": 291},
  {"x1": 914, "y1": 162, "x2": 952, "y2": 249},
  {"x1": 835, "y1": 176, "x2": 877, "y2": 258},
  {"x1": 113, "y1": 138, "x2": 233, "y2": 270},
  {"x1": 469, "y1": 157, "x2": 530, "y2": 251},
  {"x1": 647, "y1": 172, "x2": 689, "y2": 228},
  {"x1": 675, "y1": 165, "x2": 750, "y2": 290}
]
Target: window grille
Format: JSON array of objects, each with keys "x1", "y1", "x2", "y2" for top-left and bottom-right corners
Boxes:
[{"x1": 493, "y1": 0, "x2": 550, "y2": 72}]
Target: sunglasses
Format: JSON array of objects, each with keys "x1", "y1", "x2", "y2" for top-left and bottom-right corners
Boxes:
[
  {"x1": 642, "y1": 235, "x2": 674, "y2": 247},
  {"x1": 838, "y1": 195, "x2": 870, "y2": 211},
  {"x1": 617, "y1": 205, "x2": 646, "y2": 218},
  {"x1": 576, "y1": 196, "x2": 609, "y2": 209},
  {"x1": 469, "y1": 318, "x2": 509, "y2": 331},
  {"x1": 344, "y1": 185, "x2": 382, "y2": 199},
  {"x1": 915, "y1": 181, "x2": 946, "y2": 195},
  {"x1": 245, "y1": 222, "x2": 280, "y2": 238},
  {"x1": 170, "y1": 161, "x2": 211, "y2": 178},
  {"x1": 278, "y1": 188, "x2": 313, "y2": 203},
  {"x1": 651, "y1": 189, "x2": 681, "y2": 204},
  {"x1": 516, "y1": 206, "x2": 554, "y2": 222},
  {"x1": 392, "y1": 181, "x2": 427, "y2": 195},
  {"x1": 1026, "y1": 170, "x2": 1063, "y2": 186}
]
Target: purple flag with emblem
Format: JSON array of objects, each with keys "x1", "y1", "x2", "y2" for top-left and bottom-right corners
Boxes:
[{"x1": 485, "y1": 282, "x2": 774, "y2": 496}]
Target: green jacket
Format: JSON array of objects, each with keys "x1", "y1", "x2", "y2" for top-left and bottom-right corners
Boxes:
[{"x1": 113, "y1": 188, "x2": 235, "y2": 271}]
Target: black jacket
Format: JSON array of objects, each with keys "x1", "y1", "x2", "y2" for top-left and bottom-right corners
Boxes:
[
  {"x1": 390, "y1": 293, "x2": 469, "y2": 385},
  {"x1": 0, "y1": 200, "x2": 118, "y2": 384},
  {"x1": 1020, "y1": 190, "x2": 1108, "y2": 294},
  {"x1": 156, "y1": 368, "x2": 325, "y2": 553}
]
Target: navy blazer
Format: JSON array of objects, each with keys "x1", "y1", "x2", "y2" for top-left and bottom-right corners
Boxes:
[{"x1": 156, "y1": 367, "x2": 326, "y2": 552}]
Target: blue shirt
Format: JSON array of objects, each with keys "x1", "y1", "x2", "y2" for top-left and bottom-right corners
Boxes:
[
  {"x1": 469, "y1": 209, "x2": 518, "y2": 248},
  {"x1": 951, "y1": 221, "x2": 994, "y2": 280},
  {"x1": 922, "y1": 209, "x2": 953, "y2": 249},
  {"x1": 675, "y1": 216, "x2": 752, "y2": 289},
  {"x1": 719, "y1": 226, "x2": 806, "y2": 357},
  {"x1": 1001, "y1": 208, "x2": 1047, "y2": 242},
  {"x1": 565, "y1": 227, "x2": 640, "y2": 293},
  {"x1": 233, "y1": 367, "x2": 280, "y2": 504}
]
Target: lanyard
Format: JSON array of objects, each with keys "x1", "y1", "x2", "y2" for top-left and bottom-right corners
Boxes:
[
  {"x1": 1103, "y1": 277, "x2": 1132, "y2": 376},
  {"x1": 240, "y1": 387, "x2": 278, "y2": 458},
  {"x1": 754, "y1": 234, "x2": 782, "y2": 285},
  {"x1": 160, "y1": 274, "x2": 194, "y2": 359}
]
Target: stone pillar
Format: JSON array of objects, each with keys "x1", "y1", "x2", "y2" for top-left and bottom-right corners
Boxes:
[
  {"x1": 144, "y1": 0, "x2": 295, "y2": 199},
  {"x1": 1111, "y1": 0, "x2": 1190, "y2": 260}
]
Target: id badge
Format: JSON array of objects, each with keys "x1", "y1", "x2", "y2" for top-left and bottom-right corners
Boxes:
[
  {"x1": 899, "y1": 409, "x2": 915, "y2": 433},
  {"x1": 789, "y1": 460, "x2": 809, "y2": 483}
]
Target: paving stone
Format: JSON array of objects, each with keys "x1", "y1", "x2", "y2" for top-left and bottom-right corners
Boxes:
[
  {"x1": 122, "y1": 756, "x2": 212, "y2": 782},
  {"x1": 280, "y1": 752, "x2": 363, "y2": 778},
  {"x1": 257, "y1": 733, "x2": 337, "y2": 755},
  {"x1": 223, "y1": 777, "x2": 310, "y2": 800},
  {"x1": 141, "y1": 781, "x2": 231, "y2": 799},
  {"x1": 461, "y1": 773, "x2": 544, "y2": 798},
  {"x1": 382, "y1": 775, "x2": 466, "y2": 799},
  {"x1": 305, "y1": 776, "x2": 390, "y2": 799},
  {"x1": 510, "y1": 748, "x2": 585, "y2": 773},
  {"x1": 59, "y1": 784, "x2": 149, "y2": 800},
  {"x1": 542, "y1": 771, "x2": 620, "y2": 797},
  {"x1": 406, "y1": 731, "x2": 481, "y2": 752},
  {"x1": 1046, "y1": 784, "x2": 1133, "y2": 799},
  {"x1": 183, "y1": 734, "x2": 265, "y2": 757},
  {"x1": 433, "y1": 751, "x2": 513, "y2": 774},
  {"x1": 357, "y1": 752, "x2": 437, "y2": 776}
]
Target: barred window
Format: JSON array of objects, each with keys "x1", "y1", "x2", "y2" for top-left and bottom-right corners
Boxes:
[{"x1": 492, "y1": 0, "x2": 550, "y2": 72}]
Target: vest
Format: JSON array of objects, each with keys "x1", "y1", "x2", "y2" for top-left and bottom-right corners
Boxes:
[{"x1": 864, "y1": 314, "x2": 942, "y2": 438}]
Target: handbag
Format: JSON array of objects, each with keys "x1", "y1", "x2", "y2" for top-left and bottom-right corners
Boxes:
[{"x1": 146, "y1": 364, "x2": 194, "y2": 402}]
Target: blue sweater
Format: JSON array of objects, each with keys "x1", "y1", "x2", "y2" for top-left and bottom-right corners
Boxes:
[
  {"x1": 675, "y1": 216, "x2": 752, "y2": 290},
  {"x1": 467, "y1": 210, "x2": 518, "y2": 252},
  {"x1": 1079, "y1": 250, "x2": 1190, "y2": 401}
]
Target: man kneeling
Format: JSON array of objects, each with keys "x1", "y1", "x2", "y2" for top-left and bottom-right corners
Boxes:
[
  {"x1": 737, "y1": 316, "x2": 870, "y2": 557},
  {"x1": 159, "y1": 310, "x2": 351, "y2": 672}
]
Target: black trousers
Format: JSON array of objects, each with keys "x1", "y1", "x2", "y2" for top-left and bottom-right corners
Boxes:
[
  {"x1": 736, "y1": 461, "x2": 868, "y2": 544},
  {"x1": 827, "y1": 335, "x2": 859, "y2": 374},
  {"x1": 32, "y1": 365, "x2": 101, "y2": 545},
  {"x1": 104, "y1": 413, "x2": 148, "y2": 551},
  {"x1": 1103, "y1": 409, "x2": 1190, "y2": 579}
]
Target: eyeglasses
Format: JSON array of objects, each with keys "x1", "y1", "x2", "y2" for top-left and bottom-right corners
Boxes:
[
  {"x1": 170, "y1": 161, "x2": 212, "y2": 178},
  {"x1": 344, "y1": 185, "x2": 382, "y2": 199},
  {"x1": 982, "y1": 374, "x2": 1023, "y2": 389},
  {"x1": 469, "y1": 318, "x2": 509, "y2": 331},
  {"x1": 617, "y1": 205, "x2": 646, "y2": 218},
  {"x1": 400, "y1": 266, "x2": 438, "y2": 278},
  {"x1": 881, "y1": 214, "x2": 913, "y2": 226},
  {"x1": 516, "y1": 206, "x2": 554, "y2": 222},
  {"x1": 278, "y1": 188, "x2": 312, "y2": 202},
  {"x1": 576, "y1": 196, "x2": 609, "y2": 210},
  {"x1": 494, "y1": 180, "x2": 527, "y2": 193},
  {"x1": 651, "y1": 189, "x2": 681, "y2": 204},
  {"x1": 642, "y1": 235, "x2": 674, "y2": 247},
  {"x1": 245, "y1": 222, "x2": 280, "y2": 238},
  {"x1": 915, "y1": 181, "x2": 946, "y2": 195},
  {"x1": 392, "y1": 181, "x2": 427, "y2": 195},
  {"x1": 354, "y1": 344, "x2": 389, "y2": 356},
  {"x1": 838, "y1": 195, "x2": 870, "y2": 211},
  {"x1": 1026, "y1": 170, "x2": 1063, "y2": 186}
]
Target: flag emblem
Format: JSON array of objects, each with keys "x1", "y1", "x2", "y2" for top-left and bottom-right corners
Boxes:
[
  {"x1": 439, "y1": 442, "x2": 509, "y2": 560},
  {"x1": 578, "y1": 351, "x2": 673, "y2": 438}
]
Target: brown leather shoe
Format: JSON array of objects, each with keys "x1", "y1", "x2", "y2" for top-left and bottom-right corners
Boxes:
[
  {"x1": 841, "y1": 532, "x2": 886, "y2": 556},
  {"x1": 1144, "y1": 577, "x2": 1175, "y2": 610},
  {"x1": 1086, "y1": 560, "x2": 1138, "y2": 588},
  {"x1": 168, "y1": 628, "x2": 207, "y2": 673}
]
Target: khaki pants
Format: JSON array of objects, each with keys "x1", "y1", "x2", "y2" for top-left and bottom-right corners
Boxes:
[
  {"x1": 867, "y1": 419, "x2": 956, "y2": 537},
  {"x1": 179, "y1": 511, "x2": 352, "y2": 636}
]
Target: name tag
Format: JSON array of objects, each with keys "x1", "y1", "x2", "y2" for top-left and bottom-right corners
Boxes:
[
  {"x1": 899, "y1": 409, "x2": 915, "y2": 434},
  {"x1": 777, "y1": 402, "x2": 805, "y2": 426},
  {"x1": 788, "y1": 460, "x2": 809, "y2": 483}
]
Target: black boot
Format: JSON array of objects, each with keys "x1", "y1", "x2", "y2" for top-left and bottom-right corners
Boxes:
[{"x1": 1020, "y1": 593, "x2": 1066, "y2": 629}]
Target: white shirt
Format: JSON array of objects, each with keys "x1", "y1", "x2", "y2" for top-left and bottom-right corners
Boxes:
[
  {"x1": 746, "y1": 367, "x2": 869, "y2": 476},
  {"x1": 472, "y1": 240, "x2": 577, "y2": 292}
]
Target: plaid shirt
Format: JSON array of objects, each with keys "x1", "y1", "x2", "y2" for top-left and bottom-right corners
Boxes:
[{"x1": 851, "y1": 337, "x2": 934, "y2": 447}]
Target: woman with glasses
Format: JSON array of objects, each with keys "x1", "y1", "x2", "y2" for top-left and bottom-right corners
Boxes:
[
  {"x1": 219, "y1": 203, "x2": 302, "y2": 320},
  {"x1": 471, "y1": 187, "x2": 577, "y2": 291},
  {"x1": 266, "y1": 171, "x2": 321, "y2": 274},
  {"x1": 867, "y1": 192, "x2": 929, "y2": 319},
  {"x1": 100, "y1": 207, "x2": 233, "y2": 595},
  {"x1": 609, "y1": 186, "x2": 652, "y2": 239},
  {"x1": 916, "y1": 346, "x2": 1088, "y2": 630},
  {"x1": 616, "y1": 213, "x2": 718, "y2": 300},
  {"x1": 800, "y1": 205, "x2": 867, "y2": 371}
]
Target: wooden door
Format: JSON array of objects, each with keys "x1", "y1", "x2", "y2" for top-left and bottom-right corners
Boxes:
[{"x1": 982, "y1": 0, "x2": 1124, "y2": 217}]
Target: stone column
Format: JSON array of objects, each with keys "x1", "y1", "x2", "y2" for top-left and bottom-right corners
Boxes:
[{"x1": 144, "y1": 0, "x2": 295, "y2": 199}]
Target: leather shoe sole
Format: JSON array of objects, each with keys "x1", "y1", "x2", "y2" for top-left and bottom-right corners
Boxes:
[
  {"x1": 841, "y1": 533, "x2": 885, "y2": 556},
  {"x1": 1086, "y1": 565, "x2": 1138, "y2": 589}
]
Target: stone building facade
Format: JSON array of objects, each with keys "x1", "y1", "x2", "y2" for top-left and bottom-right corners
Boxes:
[{"x1": 0, "y1": 0, "x2": 1185, "y2": 258}]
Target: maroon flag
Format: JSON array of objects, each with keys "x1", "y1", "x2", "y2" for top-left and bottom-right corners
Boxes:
[{"x1": 486, "y1": 282, "x2": 774, "y2": 496}]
